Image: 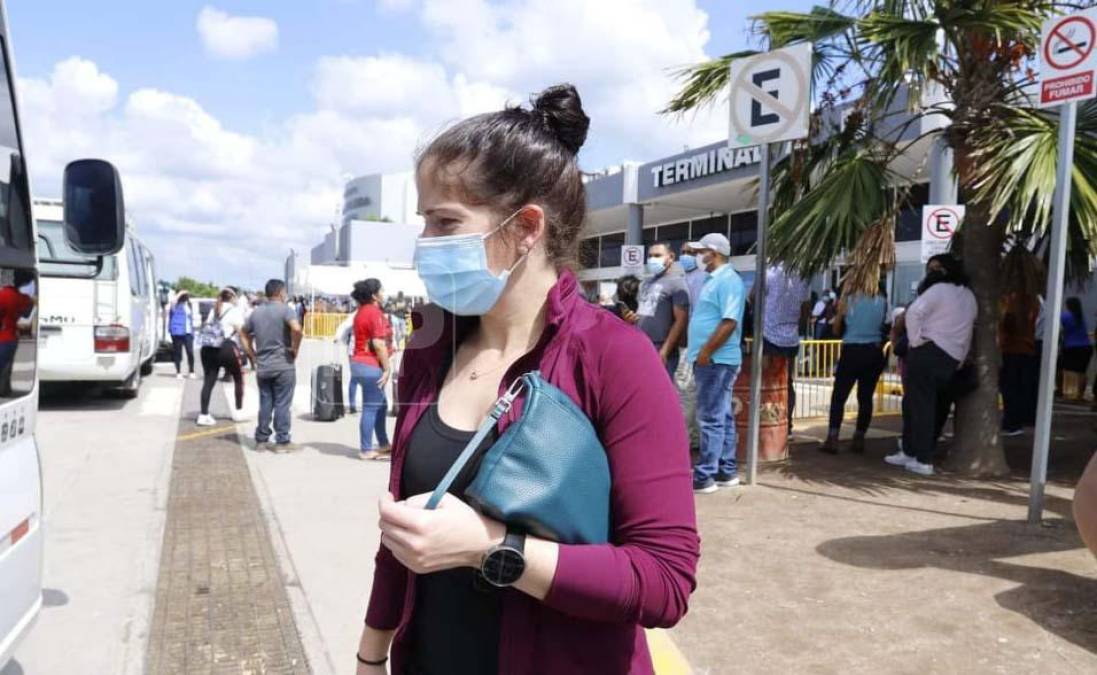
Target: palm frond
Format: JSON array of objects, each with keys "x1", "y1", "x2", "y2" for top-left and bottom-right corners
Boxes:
[
  {"x1": 662, "y1": 50, "x2": 757, "y2": 115},
  {"x1": 969, "y1": 101, "x2": 1097, "y2": 275},
  {"x1": 768, "y1": 143, "x2": 898, "y2": 276},
  {"x1": 858, "y1": 11, "x2": 941, "y2": 110},
  {"x1": 753, "y1": 7, "x2": 858, "y2": 48},
  {"x1": 940, "y1": 3, "x2": 1045, "y2": 49}
]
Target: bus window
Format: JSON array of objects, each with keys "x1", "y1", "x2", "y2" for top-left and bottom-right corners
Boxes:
[
  {"x1": 36, "y1": 219, "x2": 118, "y2": 279},
  {"x1": 128, "y1": 238, "x2": 142, "y2": 296}
]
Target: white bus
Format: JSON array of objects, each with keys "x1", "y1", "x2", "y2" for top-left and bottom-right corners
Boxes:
[
  {"x1": 34, "y1": 199, "x2": 159, "y2": 398},
  {"x1": 0, "y1": 0, "x2": 128, "y2": 665}
]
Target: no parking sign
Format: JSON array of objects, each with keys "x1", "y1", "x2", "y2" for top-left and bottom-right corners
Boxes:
[{"x1": 921, "y1": 205, "x2": 963, "y2": 263}]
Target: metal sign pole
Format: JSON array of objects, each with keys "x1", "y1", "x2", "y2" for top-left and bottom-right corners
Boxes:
[
  {"x1": 745, "y1": 142, "x2": 771, "y2": 486},
  {"x1": 1029, "y1": 100, "x2": 1077, "y2": 524}
]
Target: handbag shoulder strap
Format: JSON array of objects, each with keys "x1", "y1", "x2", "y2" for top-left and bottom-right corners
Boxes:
[{"x1": 425, "y1": 375, "x2": 530, "y2": 510}]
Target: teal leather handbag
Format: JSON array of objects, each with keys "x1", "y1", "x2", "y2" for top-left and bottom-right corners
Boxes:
[{"x1": 425, "y1": 371, "x2": 611, "y2": 544}]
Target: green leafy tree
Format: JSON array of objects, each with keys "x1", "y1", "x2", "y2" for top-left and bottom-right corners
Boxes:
[
  {"x1": 173, "y1": 276, "x2": 220, "y2": 298},
  {"x1": 666, "y1": 1, "x2": 1097, "y2": 476}
]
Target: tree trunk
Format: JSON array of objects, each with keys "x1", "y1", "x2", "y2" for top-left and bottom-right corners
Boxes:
[{"x1": 948, "y1": 150, "x2": 1011, "y2": 477}]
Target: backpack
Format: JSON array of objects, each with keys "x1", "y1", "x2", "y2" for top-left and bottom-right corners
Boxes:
[{"x1": 197, "y1": 307, "x2": 227, "y2": 348}]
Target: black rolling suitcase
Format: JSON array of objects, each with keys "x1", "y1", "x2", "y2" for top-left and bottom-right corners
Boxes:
[{"x1": 312, "y1": 363, "x2": 345, "y2": 421}]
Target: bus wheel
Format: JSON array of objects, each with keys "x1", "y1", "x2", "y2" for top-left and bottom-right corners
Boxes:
[{"x1": 119, "y1": 368, "x2": 142, "y2": 399}]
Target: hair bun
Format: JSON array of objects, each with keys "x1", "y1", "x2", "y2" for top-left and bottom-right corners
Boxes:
[{"x1": 531, "y1": 84, "x2": 589, "y2": 155}]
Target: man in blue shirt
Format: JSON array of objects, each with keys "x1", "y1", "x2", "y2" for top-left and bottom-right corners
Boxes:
[{"x1": 686, "y1": 233, "x2": 746, "y2": 493}]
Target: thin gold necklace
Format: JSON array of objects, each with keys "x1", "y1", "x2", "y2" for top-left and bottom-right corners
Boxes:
[{"x1": 458, "y1": 346, "x2": 515, "y2": 381}]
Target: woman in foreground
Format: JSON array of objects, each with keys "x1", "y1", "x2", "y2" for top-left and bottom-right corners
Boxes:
[{"x1": 355, "y1": 84, "x2": 699, "y2": 674}]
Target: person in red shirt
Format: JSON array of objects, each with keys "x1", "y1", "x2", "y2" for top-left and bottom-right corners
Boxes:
[
  {"x1": 351, "y1": 278, "x2": 393, "y2": 460},
  {"x1": 0, "y1": 276, "x2": 34, "y2": 396}
]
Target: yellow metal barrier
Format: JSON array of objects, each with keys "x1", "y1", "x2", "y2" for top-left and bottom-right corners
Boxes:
[
  {"x1": 302, "y1": 311, "x2": 415, "y2": 350},
  {"x1": 793, "y1": 339, "x2": 903, "y2": 420},
  {"x1": 303, "y1": 312, "x2": 350, "y2": 339},
  {"x1": 747, "y1": 338, "x2": 903, "y2": 421}
]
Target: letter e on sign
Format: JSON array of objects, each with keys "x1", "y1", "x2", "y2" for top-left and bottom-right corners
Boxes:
[
  {"x1": 729, "y1": 43, "x2": 811, "y2": 149},
  {"x1": 921, "y1": 205, "x2": 964, "y2": 263}
]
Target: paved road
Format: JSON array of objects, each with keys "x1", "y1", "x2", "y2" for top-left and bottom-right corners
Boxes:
[{"x1": 6, "y1": 365, "x2": 182, "y2": 675}]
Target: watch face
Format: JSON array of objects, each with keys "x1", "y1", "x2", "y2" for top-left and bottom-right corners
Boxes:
[{"x1": 482, "y1": 546, "x2": 525, "y2": 587}]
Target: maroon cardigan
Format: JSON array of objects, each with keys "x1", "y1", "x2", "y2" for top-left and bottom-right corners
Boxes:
[{"x1": 365, "y1": 269, "x2": 700, "y2": 674}]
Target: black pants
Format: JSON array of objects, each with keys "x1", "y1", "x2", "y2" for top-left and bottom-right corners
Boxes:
[
  {"x1": 200, "y1": 342, "x2": 244, "y2": 415},
  {"x1": 902, "y1": 343, "x2": 959, "y2": 464},
  {"x1": 1000, "y1": 352, "x2": 1038, "y2": 430},
  {"x1": 171, "y1": 334, "x2": 194, "y2": 374},
  {"x1": 828, "y1": 342, "x2": 885, "y2": 434}
]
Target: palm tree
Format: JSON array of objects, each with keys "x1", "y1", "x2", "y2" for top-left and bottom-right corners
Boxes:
[{"x1": 666, "y1": 1, "x2": 1097, "y2": 477}]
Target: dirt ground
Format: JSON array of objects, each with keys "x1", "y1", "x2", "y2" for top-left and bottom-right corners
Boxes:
[{"x1": 675, "y1": 404, "x2": 1097, "y2": 674}]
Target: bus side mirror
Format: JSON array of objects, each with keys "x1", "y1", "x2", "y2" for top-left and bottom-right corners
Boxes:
[{"x1": 62, "y1": 158, "x2": 125, "y2": 256}]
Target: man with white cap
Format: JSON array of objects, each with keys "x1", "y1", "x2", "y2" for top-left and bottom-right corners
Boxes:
[{"x1": 685, "y1": 232, "x2": 747, "y2": 493}]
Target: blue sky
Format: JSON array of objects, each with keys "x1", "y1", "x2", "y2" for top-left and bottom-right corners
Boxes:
[{"x1": 7, "y1": 0, "x2": 820, "y2": 286}]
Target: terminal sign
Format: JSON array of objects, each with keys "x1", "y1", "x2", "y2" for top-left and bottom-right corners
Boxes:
[
  {"x1": 1040, "y1": 8, "x2": 1097, "y2": 107},
  {"x1": 651, "y1": 145, "x2": 762, "y2": 188},
  {"x1": 921, "y1": 205, "x2": 963, "y2": 263}
]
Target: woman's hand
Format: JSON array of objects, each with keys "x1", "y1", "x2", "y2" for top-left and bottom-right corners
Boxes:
[
  {"x1": 378, "y1": 492, "x2": 504, "y2": 574},
  {"x1": 378, "y1": 368, "x2": 392, "y2": 390}
]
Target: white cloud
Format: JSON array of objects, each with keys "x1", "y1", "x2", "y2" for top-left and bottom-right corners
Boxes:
[
  {"x1": 196, "y1": 6, "x2": 279, "y2": 60},
  {"x1": 18, "y1": 1, "x2": 729, "y2": 285},
  {"x1": 16, "y1": 56, "x2": 507, "y2": 285},
  {"x1": 417, "y1": 0, "x2": 728, "y2": 162}
]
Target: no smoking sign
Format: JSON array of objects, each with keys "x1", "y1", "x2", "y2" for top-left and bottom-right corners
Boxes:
[{"x1": 1040, "y1": 8, "x2": 1097, "y2": 107}]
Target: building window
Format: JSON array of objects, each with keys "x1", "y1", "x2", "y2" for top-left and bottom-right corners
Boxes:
[
  {"x1": 600, "y1": 233, "x2": 625, "y2": 268},
  {"x1": 690, "y1": 215, "x2": 729, "y2": 241},
  {"x1": 658, "y1": 222, "x2": 690, "y2": 256},
  {"x1": 641, "y1": 226, "x2": 657, "y2": 249},
  {"x1": 579, "y1": 237, "x2": 599, "y2": 269},
  {"x1": 729, "y1": 211, "x2": 758, "y2": 255},
  {"x1": 895, "y1": 183, "x2": 929, "y2": 242}
]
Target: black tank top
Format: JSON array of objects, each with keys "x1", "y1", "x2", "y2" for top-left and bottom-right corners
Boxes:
[{"x1": 401, "y1": 403, "x2": 501, "y2": 675}]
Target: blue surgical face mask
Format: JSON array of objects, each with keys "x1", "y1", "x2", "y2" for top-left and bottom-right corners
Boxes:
[
  {"x1": 679, "y1": 254, "x2": 697, "y2": 272},
  {"x1": 413, "y1": 211, "x2": 527, "y2": 316},
  {"x1": 645, "y1": 257, "x2": 666, "y2": 276}
]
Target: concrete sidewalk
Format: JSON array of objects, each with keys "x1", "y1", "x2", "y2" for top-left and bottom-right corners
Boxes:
[{"x1": 231, "y1": 341, "x2": 393, "y2": 675}]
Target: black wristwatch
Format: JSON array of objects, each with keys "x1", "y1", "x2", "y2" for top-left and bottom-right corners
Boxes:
[{"x1": 480, "y1": 527, "x2": 526, "y2": 588}]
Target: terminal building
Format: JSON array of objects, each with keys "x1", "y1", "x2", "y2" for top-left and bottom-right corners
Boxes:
[
  {"x1": 578, "y1": 87, "x2": 949, "y2": 306},
  {"x1": 578, "y1": 93, "x2": 1096, "y2": 315},
  {"x1": 289, "y1": 104, "x2": 1095, "y2": 314},
  {"x1": 285, "y1": 172, "x2": 426, "y2": 299}
]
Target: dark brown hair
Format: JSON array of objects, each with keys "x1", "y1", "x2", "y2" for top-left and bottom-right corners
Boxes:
[
  {"x1": 352, "y1": 278, "x2": 382, "y2": 305},
  {"x1": 417, "y1": 83, "x2": 590, "y2": 267}
]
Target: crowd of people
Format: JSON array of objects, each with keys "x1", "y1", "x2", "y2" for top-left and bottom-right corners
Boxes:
[{"x1": 601, "y1": 244, "x2": 1097, "y2": 483}]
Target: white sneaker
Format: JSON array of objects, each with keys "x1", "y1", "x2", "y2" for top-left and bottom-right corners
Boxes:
[
  {"x1": 176, "y1": 373, "x2": 184, "y2": 380},
  {"x1": 196, "y1": 414, "x2": 216, "y2": 427},
  {"x1": 230, "y1": 409, "x2": 248, "y2": 422},
  {"x1": 716, "y1": 475, "x2": 741, "y2": 488},
  {"x1": 187, "y1": 373, "x2": 197, "y2": 380},
  {"x1": 884, "y1": 450, "x2": 915, "y2": 467},
  {"x1": 904, "y1": 459, "x2": 934, "y2": 476}
]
